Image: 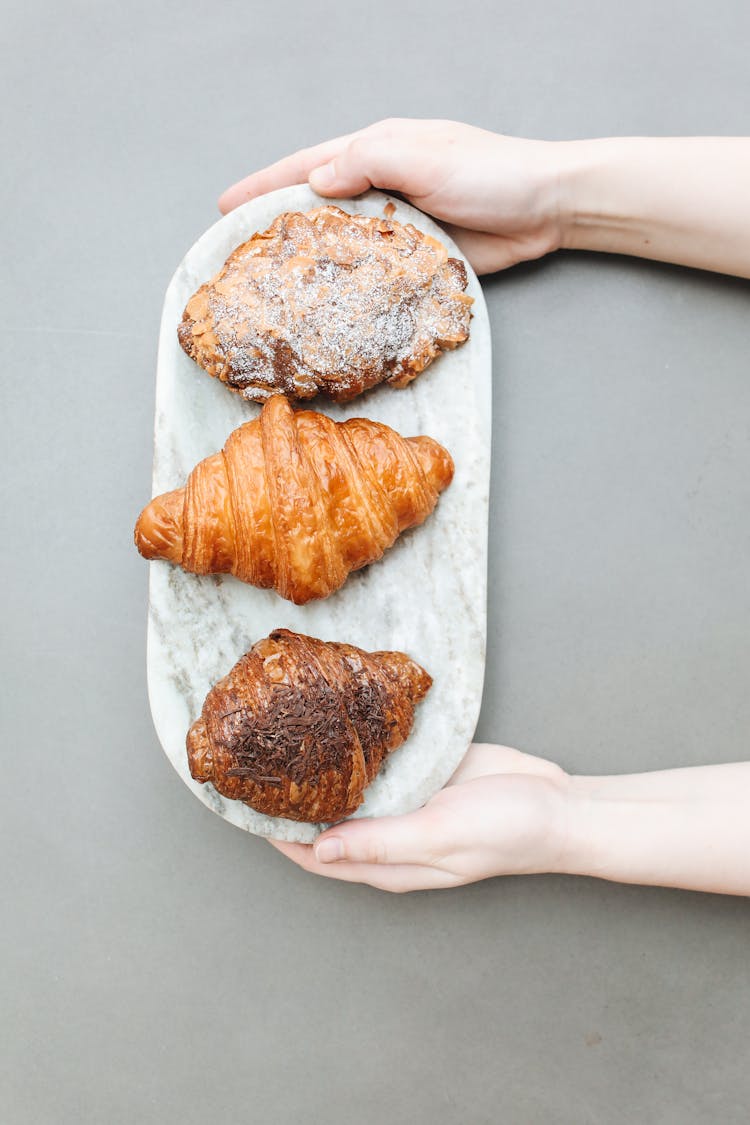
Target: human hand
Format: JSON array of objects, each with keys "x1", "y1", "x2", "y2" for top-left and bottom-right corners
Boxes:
[
  {"x1": 268, "y1": 744, "x2": 571, "y2": 892},
  {"x1": 218, "y1": 119, "x2": 566, "y2": 274}
]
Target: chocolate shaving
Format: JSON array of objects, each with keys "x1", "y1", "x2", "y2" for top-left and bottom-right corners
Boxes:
[
  {"x1": 217, "y1": 676, "x2": 353, "y2": 787},
  {"x1": 188, "y1": 629, "x2": 431, "y2": 822},
  {"x1": 341, "y1": 668, "x2": 402, "y2": 767},
  {"x1": 226, "y1": 768, "x2": 283, "y2": 787}
]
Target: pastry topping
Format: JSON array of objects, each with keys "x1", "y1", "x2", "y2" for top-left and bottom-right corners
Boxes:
[
  {"x1": 221, "y1": 679, "x2": 352, "y2": 788},
  {"x1": 185, "y1": 629, "x2": 432, "y2": 823},
  {"x1": 178, "y1": 205, "x2": 473, "y2": 403}
]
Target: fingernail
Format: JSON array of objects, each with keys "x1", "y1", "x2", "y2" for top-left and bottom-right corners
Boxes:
[
  {"x1": 310, "y1": 162, "x2": 336, "y2": 191},
  {"x1": 315, "y1": 837, "x2": 344, "y2": 863}
]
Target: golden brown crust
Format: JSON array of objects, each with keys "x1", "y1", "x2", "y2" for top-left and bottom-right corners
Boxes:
[
  {"x1": 134, "y1": 396, "x2": 454, "y2": 604},
  {"x1": 177, "y1": 205, "x2": 473, "y2": 403},
  {"x1": 186, "y1": 629, "x2": 432, "y2": 822}
]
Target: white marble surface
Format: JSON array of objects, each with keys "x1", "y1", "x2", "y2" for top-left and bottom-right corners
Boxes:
[{"x1": 145, "y1": 185, "x2": 491, "y2": 842}]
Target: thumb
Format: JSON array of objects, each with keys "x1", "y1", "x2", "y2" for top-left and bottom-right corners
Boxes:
[
  {"x1": 314, "y1": 806, "x2": 445, "y2": 866},
  {"x1": 309, "y1": 135, "x2": 415, "y2": 198}
]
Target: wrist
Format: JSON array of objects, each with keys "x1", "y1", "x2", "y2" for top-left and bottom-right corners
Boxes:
[
  {"x1": 553, "y1": 137, "x2": 631, "y2": 252},
  {"x1": 556, "y1": 775, "x2": 613, "y2": 879},
  {"x1": 554, "y1": 136, "x2": 707, "y2": 261},
  {"x1": 509, "y1": 138, "x2": 615, "y2": 259},
  {"x1": 557, "y1": 776, "x2": 679, "y2": 887},
  {"x1": 517, "y1": 770, "x2": 586, "y2": 877}
]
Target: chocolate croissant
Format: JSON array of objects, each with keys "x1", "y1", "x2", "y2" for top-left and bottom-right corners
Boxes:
[
  {"x1": 187, "y1": 629, "x2": 432, "y2": 823},
  {"x1": 178, "y1": 205, "x2": 473, "y2": 403},
  {"x1": 134, "y1": 394, "x2": 453, "y2": 604}
]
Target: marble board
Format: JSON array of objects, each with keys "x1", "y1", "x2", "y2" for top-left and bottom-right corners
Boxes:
[{"x1": 145, "y1": 185, "x2": 492, "y2": 842}]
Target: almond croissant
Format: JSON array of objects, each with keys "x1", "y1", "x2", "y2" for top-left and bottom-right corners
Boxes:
[
  {"x1": 187, "y1": 629, "x2": 432, "y2": 823},
  {"x1": 177, "y1": 205, "x2": 473, "y2": 403},
  {"x1": 134, "y1": 394, "x2": 453, "y2": 604}
]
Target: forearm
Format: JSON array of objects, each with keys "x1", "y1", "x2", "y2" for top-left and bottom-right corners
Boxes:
[
  {"x1": 557, "y1": 137, "x2": 750, "y2": 277},
  {"x1": 562, "y1": 763, "x2": 750, "y2": 895}
]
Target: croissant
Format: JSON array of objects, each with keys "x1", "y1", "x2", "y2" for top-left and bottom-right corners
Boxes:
[
  {"x1": 177, "y1": 205, "x2": 473, "y2": 404},
  {"x1": 187, "y1": 629, "x2": 432, "y2": 823},
  {"x1": 134, "y1": 394, "x2": 453, "y2": 604}
]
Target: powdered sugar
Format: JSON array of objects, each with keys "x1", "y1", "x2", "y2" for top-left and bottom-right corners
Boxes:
[{"x1": 181, "y1": 206, "x2": 472, "y2": 403}]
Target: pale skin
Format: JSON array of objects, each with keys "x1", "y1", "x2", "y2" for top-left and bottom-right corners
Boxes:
[{"x1": 219, "y1": 120, "x2": 750, "y2": 895}]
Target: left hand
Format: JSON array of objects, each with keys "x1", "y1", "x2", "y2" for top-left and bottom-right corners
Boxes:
[{"x1": 268, "y1": 743, "x2": 571, "y2": 892}]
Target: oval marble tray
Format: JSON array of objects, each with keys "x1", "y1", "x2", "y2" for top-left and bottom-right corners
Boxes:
[{"x1": 146, "y1": 185, "x2": 492, "y2": 842}]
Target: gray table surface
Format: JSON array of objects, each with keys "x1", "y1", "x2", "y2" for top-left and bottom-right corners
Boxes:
[{"x1": 3, "y1": 2, "x2": 749, "y2": 1122}]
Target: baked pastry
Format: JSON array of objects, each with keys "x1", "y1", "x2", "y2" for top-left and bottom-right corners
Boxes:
[
  {"x1": 177, "y1": 205, "x2": 473, "y2": 403},
  {"x1": 187, "y1": 628, "x2": 432, "y2": 822},
  {"x1": 134, "y1": 394, "x2": 453, "y2": 604}
]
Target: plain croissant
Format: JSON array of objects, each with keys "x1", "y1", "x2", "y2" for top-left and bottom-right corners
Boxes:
[
  {"x1": 134, "y1": 394, "x2": 454, "y2": 604},
  {"x1": 187, "y1": 628, "x2": 432, "y2": 823}
]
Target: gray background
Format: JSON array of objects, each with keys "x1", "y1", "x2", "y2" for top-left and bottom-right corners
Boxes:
[{"x1": 2, "y1": 1, "x2": 749, "y2": 1122}]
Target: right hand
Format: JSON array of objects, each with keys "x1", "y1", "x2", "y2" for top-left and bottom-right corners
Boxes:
[{"x1": 218, "y1": 118, "x2": 566, "y2": 274}]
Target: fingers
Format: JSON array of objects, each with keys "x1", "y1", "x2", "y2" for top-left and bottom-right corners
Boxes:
[
  {"x1": 442, "y1": 222, "x2": 559, "y2": 274},
  {"x1": 448, "y1": 743, "x2": 567, "y2": 785},
  {"x1": 440, "y1": 225, "x2": 521, "y2": 274},
  {"x1": 218, "y1": 130, "x2": 361, "y2": 213},
  {"x1": 268, "y1": 838, "x2": 460, "y2": 893},
  {"x1": 218, "y1": 118, "x2": 435, "y2": 213},
  {"x1": 447, "y1": 743, "x2": 518, "y2": 784}
]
